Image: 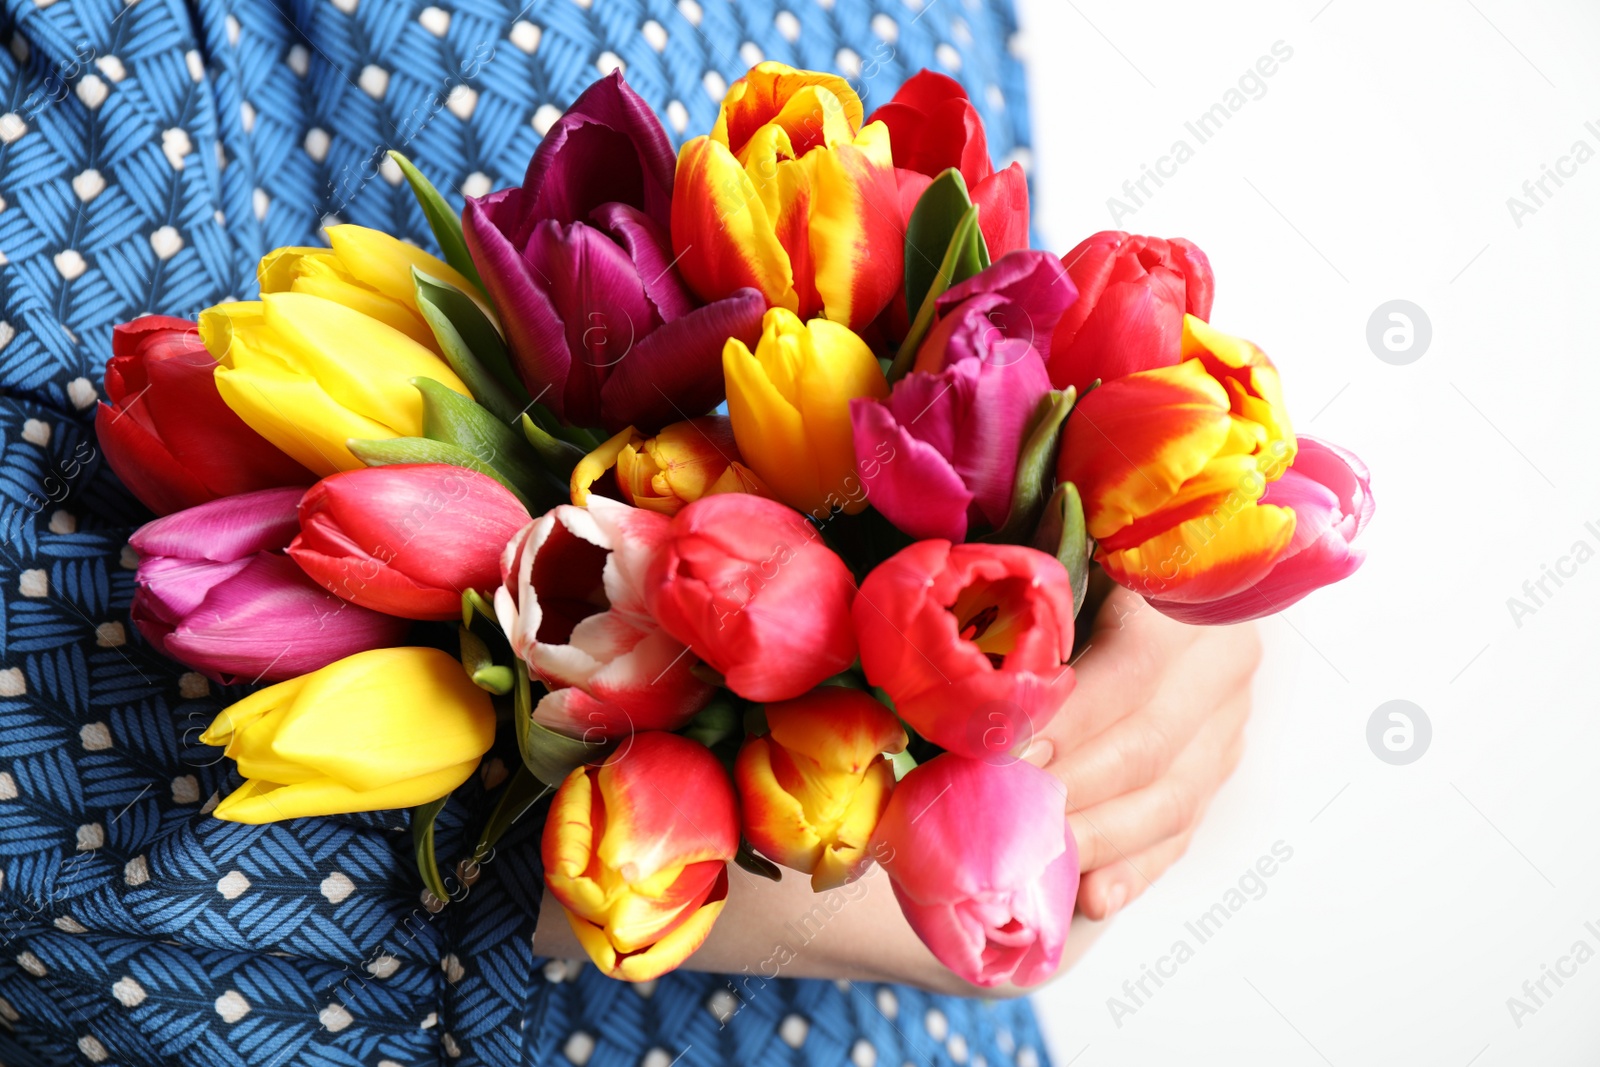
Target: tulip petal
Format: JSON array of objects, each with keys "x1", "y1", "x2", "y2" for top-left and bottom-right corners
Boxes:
[
  {"x1": 806, "y1": 132, "x2": 904, "y2": 331},
  {"x1": 213, "y1": 759, "x2": 479, "y2": 823},
  {"x1": 971, "y1": 164, "x2": 1031, "y2": 260},
  {"x1": 129, "y1": 486, "x2": 304, "y2": 561},
  {"x1": 96, "y1": 401, "x2": 218, "y2": 516},
  {"x1": 671, "y1": 135, "x2": 795, "y2": 312},
  {"x1": 851, "y1": 397, "x2": 973, "y2": 542}
]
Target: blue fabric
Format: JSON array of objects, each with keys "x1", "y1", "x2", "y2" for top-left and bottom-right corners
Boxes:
[{"x1": 0, "y1": 1, "x2": 1054, "y2": 1064}]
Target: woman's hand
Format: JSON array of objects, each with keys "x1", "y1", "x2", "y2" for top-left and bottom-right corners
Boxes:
[
  {"x1": 533, "y1": 583, "x2": 1261, "y2": 992},
  {"x1": 1024, "y1": 585, "x2": 1261, "y2": 921}
]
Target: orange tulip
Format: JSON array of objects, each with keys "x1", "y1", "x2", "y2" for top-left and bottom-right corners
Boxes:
[{"x1": 570, "y1": 417, "x2": 769, "y2": 515}]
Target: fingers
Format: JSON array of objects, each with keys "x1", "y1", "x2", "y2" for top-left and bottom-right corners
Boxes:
[
  {"x1": 1078, "y1": 817, "x2": 1200, "y2": 921},
  {"x1": 1066, "y1": 687, "x2": 1251, "y2": 875}
]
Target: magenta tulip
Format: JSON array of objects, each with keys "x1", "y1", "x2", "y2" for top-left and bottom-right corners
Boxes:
[
  {"x1": 288, "y1": 464, "x2": 531, "y2": 621},
  {"x1": 871, "y1": 754, "x2": 1078, "y2": 988},
  {"x1": 130, "y1": 488, "x2": 408, "y2": 683},
  {"x1": 462, "y1": 71, "x2": 766, "y2": 432},
  {"x1": 1048, "y1": 231, "x2": 1214, "y2": 394},
  {"x1": 496, "y1": 496, "x2": 712, "y2": 739},
  {"x1": 1148, "y1": 437, "x2": 1374, "y2": 624}
]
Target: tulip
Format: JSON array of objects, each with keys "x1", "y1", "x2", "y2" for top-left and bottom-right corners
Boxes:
[
  {"x1": 854, "y1": 541, "x2": 1075, "y2": 760},
  {"x1": 96, "y1": 316, "x2": 313, "y2": 515},
  {"x1": 1060, "y1": 315, "x2": 1299, "y2": 609},
  {"x1": 199, "y1": 646, "x2": 495, "y2": 822},
  {"x1": 735, "y1": 686, "x2": 907, "y2": 890},
  {"x1": 1148, "y1": 437, "x2": 1373, "y2": 623},
  {"x1": 544, "y1": 732, "x2": 738, "y2": 982},
  {"x1": 569, "y1": 417, "x2": 770, "y2": 516},
  {"x1": 199, "y1": 292, "x2": 473, "y2": 476},
  {"x1": 725, "y1": 307, "x2": 888, "y2": 519},
  {"x1": 871, "y1": 754, "x2": 1078, "y2": 988},
  {"x1": 130, "y1": 488, "x2": 409, "y2": 684},
  {"x1": 646, "y1": 493, "x2": 859, "y2": 703},
  {"x1": 258, "y1": 224, "x2": 486, "y2": 352},
  {"x1": 867, "y1": 70, "x2": 1030, "y2": 260},
  {"x1": 289, "y1": 464, "x2": 531, "y2": 621},
  {"x1": 910, "y1": 250, "x2": 1078, "y2": 376},
  {"x1": 672, "y1": 63, "x2": 904, "y2": 332},
  {"x1": 1048, "y1": 231, "x2": 1215, "y2": 394},
  {"x1": 462, "y1": 71, "x2": 765, "y2": 432},
  {"x1": 497, "y1": 497, "x2": 711, "y2": 739}
]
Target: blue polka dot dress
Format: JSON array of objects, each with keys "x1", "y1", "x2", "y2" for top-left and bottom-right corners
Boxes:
[{"x1": 0, "y1": 1, "x2": 1056, "y2": 1063}]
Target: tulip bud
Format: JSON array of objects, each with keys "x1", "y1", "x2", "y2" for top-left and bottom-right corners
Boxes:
[
  {"x1": 871, "y1": 754, "x2": 1078, "y2": 988},
  {"x1": 1048, "y1": 231, "x2": 1214, "y2": 394},
  {"x1": 497, "y1": 497, "x2": 712, "y2": 738},
  {"x1": 854, "y1": 541, "x2": 1075, "y2": 761},
  {"x1": 199, "y1": 291, "x2": 473, "y2": 476},
  {"x1": 1060, "y1": 316, "x2": 1299, "y2": 611},
  {"x1": 130, "y1": 488, "x2": 408, "y2": 683},
  {"x1": 724, "y1": 307, "x2": 889, "y2": 521},
  {"x1": 259, "y1": 224, "x2": 487, "y2": 353},
  {"x1": 289, "y1": 464, "x2": 531, "y2": 621},
  {"x1": 868, "y1": 70, "x2": 1031, "y2": 260},
  {"x1": 646, "y1": 493, "x2": 859, "y2": 703},
  {"x1": 200, "y1": 646, "x2": 496, "y2": 822},
  {"x1": 544, "y1": 732, "x2": 738, "y2": 982},
  {"x1": 672, "y1": 63, "x2": 904, "y2": 332},
  {"x1": 736, "y1": 686, "x2": 907, "y2": 890},
  {"x1": 96, "y1": 316, "x2": 313, "y2": 515},
  {"x1": 569, "y1": 417, "x2": 770, "y2": 516}
]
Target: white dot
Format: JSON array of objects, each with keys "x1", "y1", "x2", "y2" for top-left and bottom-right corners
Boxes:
[
  {"x1": 112, "y1": 976, "x2": 147, "y2": 1007},
  {"x1": 50, "y1": 507, "x2": 76, "y2": 533},
  {"x1": 77, "y1": 1036, "x2": 109, "y2": 1063},
  {"x1": 304, "y1": 127, "x2": 330, "y2": 162},
  {"x1": 775, "y1": 10, "x2": 801, "y2": 41},
  {"x1": 1017, "y1": 1048, "x2": 1040, "y2": 1067},
  {"x1": 80, "y1": 723, "x2": 112, "y2": 750},
  {"x1": 935, "y1": 43, "x2": 962, "y2": 71},
  {"x1": 739, "y1": 41, "x2": 764, "y2": 68},
  {"x1": 319, "y1": 1003, "x2": 353, "y2": 1032},
  {"x1": 77, "y1": 823, "x2": 105, "y2": 850},
  {"x1": 240, "y1": 101, "x2": 256, "y2": 132},
  {"x1": 224, "y1": 14, "x2": 241, "y2": 45},
  {"x1": 563, "y1": 1031, "x2": 595, "y2": 1065},
  {"x1": 875, "y1": 987, "x2": 898, "y2": 1019},
  {"x1": 124, "y1": 856, "x2": 150, "y2": 886},
  {"x1": 446, "y1": 84, "x2": 478, "y2": 120},
  {"x1": 706, "y1": 988, "x2": 738, "y2": 1024},
  {"x1": 53, "y1": 915, "x2": 86, "y2": 934},
  {"x1": 73, "y1": 167, "x2": 105, "y2": 202},
  {"x1": 171, "y1": 775, "x2": 200, "y2": 803},
  {"x1": 0, "y1": 769, "x2": 15, "y2": 795},
  {"x1": 253, "y1": 187, "x2": 270, "y2": 220},
  {"x1": 150, "y1": 226, "x2": 184, "y2": 261},
  {"x1": 851, "y1": 1039, "x2": 879, "y2": 1067},
  {"x1": 925, "y1": 1008, "x2": 949, "y2": 1041},
  {"x1": 779, "y1": 1013, "x2": 809, "y2": 1048},
  {"x1": 19, "y1": 569, "x2": 48, "y2": 597},
  {"x1": 532, "y1": 103, "x2": 562, "y2": 135},
  {"x1": 215, "y1": 990, "x2": 251, "y2": 1023},
  {"x1": 948, "y1": 1033, "x2": 969, "y2": 1063},
  {"x1": 510, "y1": 20, "x2": 541, "y2": 53},
  {"x1": 95, "y1": 621, "x2": 126, "y2": 648},
  {"x1": 542, "y1": 958, "x2": 567, "y2": 983},
  {"x1": 835, "y1": 48, "x2": 861, "y2": 78},
  {"x1": 420, "y1": 1012, "x2": 438, "y2": 1029},
  {"x1": 633, "y1": 979, "x2": 658, "y2": 999},
  {"x1": 330, "y1": 0, "x2": 358, "y2": 12},
  {"x1": 321, "y1": 871, "x2": 356, "y2": 904},
  {"x1": 359, "y1": 64, "x2": 389, "y2": 98},
  {"x1": 986, "y1": 84, "x2": 1005, "y2": 110},
  {"x1": 596, "y1": 51, "x2": 624, "y2": 76},
  {"x1": 75, "y1": 74, "x2": 108, "y2": 109},
  {"x1": 441, "y1": 954, "x2": 465, "y2": 983},
  {"x1": 217, "y1": 870, "x2": 251, "y2": 900},
  {"x1": 418, "y1": 5, "x2": 450, "y2": 35},
  {"x1": 642, "y1": 20, "x2": 668, "y2": 51},
  {"x1": 460, "y1": 172, "x2": 492, "y2": 199},
  {"x1": 178, "y1": 672, "x2": 209, "y2": 698},
  {"x1": 286, "y1": 44, "x2": 309, "y2": 76},
  {"x1": 379, "y1": 154, "x2": 403, "y2": 185},
  {"x1": 678, "y1": 0, "x2": 703, "y2": 26},
  {"x1": 367, "y1": 954, "x2": 400, "y2": 978},
  {"x1": 703, "y1": 70, "x2": 726, "y2": 101},
  {"x1": 666, "y1": 100, "x2": 689, "y2": 134},
  {"x1": 21, "y1": 419, "x2": 50, "y2": 446},
  {"x1": 640, "y1": 1050, "x2": 674, "y2": 1067},
  {"x1": 871, "y1": 14, "x2": 898, "y2": 43},
  {"x1": 17, "y1": 952, "x2": 46, "y2": 977},
  {"x1": 54, "y1": 250, "x2": 86, "y2": 280},
  {"x1": 0, "y1": 113, "x2": 26, "y2": 144},
  {"x1": 67, "y1": 376, "x2": 98, "y2": 409},
  {"x1": 186, "y1": 49, "x2": 204, "y2": 81}
]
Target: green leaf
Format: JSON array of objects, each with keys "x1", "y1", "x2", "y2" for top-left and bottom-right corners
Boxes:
[
  {"x1": 680, "y1": 696, "x2": 742, "y2": 748},
  {"x1": 985, "y1": 388, "x2": 1077, "y2": 544},
  {"x1": 903, "y1": 169, "x2": 976, "y2": 321},
  {"x1": 1032, "y1": 482, "x2": 1095, "y2": 617},
  {"x1": 474, "y1": 765, "x2": 553, "y2": 860},
  {"x1": 889, "y1": 747, "x2": 919, "y2": 782},
  {"x1": 412, "y1": 795, "x2": 452, "y2": 904},
  {"x1": 735, "y1": 842, "x2": 784, "y2": 881},
  {"x1": 472, "y1": 665, "x2": 514, "y2": 694},
  {"x1": 514, "y1": 660, "x2": 607, "y2": 786},
  {"x1": 388, "y1": 150, "x2": 485, "y2": 293},
  {"x1": 412, "y1": 377, "x2": 562, "y2": 510},
  {"x1": 520, "y1": 413, "x2": 588, "y2": 479},
  {"x1": 413, "y1": 269, "x2": 527, "y2": 424},
  {"x1": 459, "y1": 625, "x2": 493, "y2": 675},
  {"x1": 348, "y1": 436, "x2": 534, "y2": 510},
  {"x1": 889, "y1": 199, "x2": 991, "y2": 383}
]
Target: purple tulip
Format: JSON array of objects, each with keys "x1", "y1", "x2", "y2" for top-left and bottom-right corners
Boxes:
[
  {"x1": 462, "y1": 71, "x2": 765, "y2": 433},
  {"x1": 1148, "y1": 437, "x2": 1374, "y2": 624},
  {"x1": 910, "y1": 250, "x2": 1079, "y2": 376},
  {"x1": 129, "y1": 487, "x2": 408, "y2": 684}
]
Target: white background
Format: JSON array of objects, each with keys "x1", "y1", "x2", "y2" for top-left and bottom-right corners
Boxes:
[{"x1": 1014, "y1": 0, "x2": 1600, "y2": 1063}]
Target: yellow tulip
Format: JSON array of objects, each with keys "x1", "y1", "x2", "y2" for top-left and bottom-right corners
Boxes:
[
  {"x1": 200, "y1": 291, "x2": 471, "y2": 476},
  {"x1": 569, "y1": 417, "x2": 770, "y2": 515},
  {"x1": 723, "y1": 307, "x2": 888, "y2": 519},
  {"x1": 258, "y1": 224, "x2": 489, "y2": 352},
  {"x1": 199, "y1": 647, "x2": 495, "y2": 823}
]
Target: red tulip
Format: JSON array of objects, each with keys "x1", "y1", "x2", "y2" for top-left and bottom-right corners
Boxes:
[
  {"x1": 288, "y1": 465, "x2": 531, "y2": 621},
  {"x1": 544, "y1": 732, "x2": 738, "y2": 981},
  {"x1": 868, "y1": 71, "x2": 1030, "y2": 260},
  {"x1": 96, "y1": 316, "x2": 313, "y2": 515},
  {"x1": 854, "y1": 541, "x2": 1075, "y2": 760},
  {"x1": 645, "y1": 494, "x2": 858, "y2": 702},
  {"x1": 1047, "y1": 232, "x2": 1214, "y2": 394},
  {"x1": 871, "y1": 754, "x2": 1078, "y2": 988}
]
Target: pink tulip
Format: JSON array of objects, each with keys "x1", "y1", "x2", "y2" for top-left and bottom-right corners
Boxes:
[
  {"x1": 1148, "y1": 437, "x2": 1373, "y2": 623},
  {"x1": 871, "y1": 754, "x2": 1078, "y2": 988},
  {"x1": 496, "y1": 496, "x2": 712, "y2": 739},
  {"x1": 644, "y1": 493, "x2": 858, "y2": 702},
  {"x1": 130, "y1": 488, "x2": 408, "y2": 683},
  {"x1": 289, "y1": 464, "x2": 531, "y2": 621}
]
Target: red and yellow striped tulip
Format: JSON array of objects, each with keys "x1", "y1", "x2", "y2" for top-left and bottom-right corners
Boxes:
[
  {"x1": 569, "y1": 416, "x2": 770, "y2": 516},
  {"x1": 671, "y1": 63, "x2": 904, "y2": 332},
  {"x1": 1060, "y1": 315, "x2": 1298, "y2": 607},
  {"x1": 735, "y1": 686, "x2": 907, "y2": 891},
  {"x1": 543, "y1": 732, "x2": 738, "y2": 981}
]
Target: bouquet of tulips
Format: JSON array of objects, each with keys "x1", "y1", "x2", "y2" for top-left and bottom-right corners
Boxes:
[{"x1": 98, "y1": 63, "x2": 1373, "y2": 988}]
